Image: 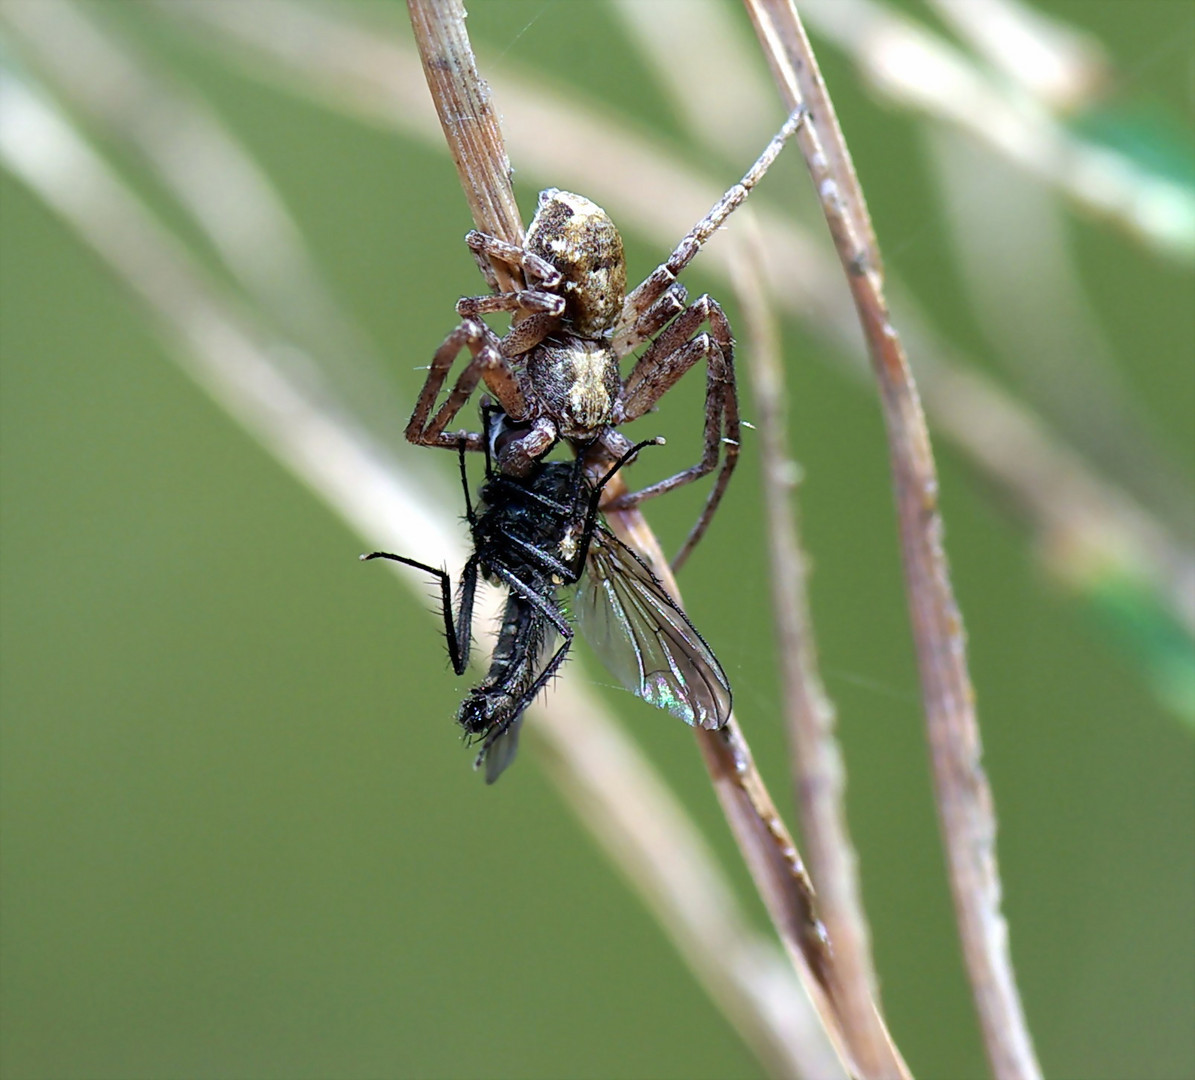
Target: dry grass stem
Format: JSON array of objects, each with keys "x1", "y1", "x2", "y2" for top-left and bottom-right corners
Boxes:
[
  {"x1": 922, "y1": 0, "x2": 1108, "y2": 109},
  {"x1": 3, "y1": 0, "x2": 401, "y2": 435},
  {"x1": 530, "y1": 679, "x2": 844, "y2": 1080},
  {"x1": 735, "y1": 226, "x2": 908, "y2": 1080},
  {"x1": 612, "y1": 0, "x2": 777, "y2": 162},
  {"x1": 406, "y1": 0, "x2": 523, "y2": 291},
  {"x1": 742, "y1": 2, "x2": 1042, "y2": 1077},
  {"x1": 800, "y1": 0, "x2": 1194, "y2": 262},
  {"x1": 602, "y1": 492, "x2": 857, "y2": 1073}
]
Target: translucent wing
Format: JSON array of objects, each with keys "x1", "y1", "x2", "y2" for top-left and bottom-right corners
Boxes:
[
  {"x1": 474, "y1": 717, "x2": 524, "y2": 785},
  {"x1": 574, "y1": 528, "x2": 732, "y2": 729}
]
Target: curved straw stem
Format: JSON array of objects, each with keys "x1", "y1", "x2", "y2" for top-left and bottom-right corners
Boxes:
[
  {"x1": 735, "y1": 222, "x2": 901, "y2": 1079},
  {"x1": 743, "y1": 2, "x2": 1042, "y2": 1078}
]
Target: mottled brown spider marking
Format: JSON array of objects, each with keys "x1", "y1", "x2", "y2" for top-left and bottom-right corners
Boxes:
[
  {"x1": 527, "y1": 336, "x2": 621, "y2": 440},
  {"x1": 526, "y1": 189, "x2": 627, "y2": 337}
]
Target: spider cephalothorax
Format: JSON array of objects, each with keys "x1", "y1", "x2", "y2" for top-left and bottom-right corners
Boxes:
[{"x1": 406, "y1": 109, "x2": 805, "y2": 569}]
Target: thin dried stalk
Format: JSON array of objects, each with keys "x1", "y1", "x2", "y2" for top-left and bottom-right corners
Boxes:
[
  {"x1": 3, "y1": 0, "x2": 400, "y2": 436},
  {"x1": 742, "y1": 2, "x2": 1042, "y2": 1078},
  {"x1": 602, "y1": 493, "x2": 854, "y2": 1072},
  {"x1": 407, "y1": 0, "x2": 523, "y2": 291},
  {"x1": 922, "y1": 0, "x2": 1108, "y2": 110},
  {"x1": 403, "y1": 1, "x2": 859, "y2": 1073},
  {"x1": 800, "y1": 0, "x2": 1194, "y2": 263},
  {"x1": 735, "y1": 225, "x2": 904, "y2": 1080},
  {"x1": 530, "y1": 680, "x2": 843, "y2": 1080},
  {"x1": 0, "y1": 66, "x2": 834, "y2": 1080}
]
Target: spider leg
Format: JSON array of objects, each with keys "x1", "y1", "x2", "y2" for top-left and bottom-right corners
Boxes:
[
  {"x1": 481, "y1": 395, "x2": 558, "y2": 478},
  {"x1": 465, "y1": 230, "x2": 562, "y2": 290},
  {"x1": 610, "y1": 296, "x2": 740, "y2": 572},
  {"x1": 405, "y1": 318, "x2": 527, "y2": 452},
  {"x1": 614, "y1": 107, "x2": 806, "y2": 336},
  {"x1": 463, "y1": 233, "x2": 571, "y2": 358},
  {"x1": 612, "y1": 282, "x2": 688, "y2": 359},
  {"x1": 456, "y1": 292, "x2": 564, "y2": 320},
  {"x1": 461, "y1": 232, "x2": 568, "y2": 356},
  {"x1": 456, "y1": 291, "x2": 566, "y2": 358}
]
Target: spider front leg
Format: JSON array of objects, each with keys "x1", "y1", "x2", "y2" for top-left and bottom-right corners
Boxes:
[
  {"x1": 465, "y1": 230, "x2": 562, "y2": 293},
  {"x1": 463, "y1": 231, "x2": 566, "y2": 357},
  {"x1": 610, "y1": 295, "x2": 740, "y2": 572},
  {"x1": 405, "y1": 317, "x2": 530, "y2": 454},
  {"x1": 613, "y1": 106, "x2": 807, "y2": 345}
]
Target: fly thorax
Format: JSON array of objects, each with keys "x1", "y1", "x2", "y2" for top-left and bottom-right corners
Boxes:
[{"x1": 528, "y1": 337, "x2": 620, "y2": 439}]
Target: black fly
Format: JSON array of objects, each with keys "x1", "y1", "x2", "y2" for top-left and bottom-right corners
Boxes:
[{"x1": 364, "y1": 405, "x2": 732, "y2": 782}]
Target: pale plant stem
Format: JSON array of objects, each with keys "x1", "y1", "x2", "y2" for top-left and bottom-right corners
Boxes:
[
  {"x1": 0, "y1": 64, "x2": 834, "y2": 1080},
  {"x1": 2, "y1": 0, "x2": 402, "y2": 437},
  {"x1": 406, "y1": 0, "x2": 522, "y2": 292},
  {"x1": 799, "y1": 0, "x2": 1194, "y2": 262},
  {"x1": 921, "y1": 0, "x2": 1108, "y2": 110},
  {"x1": 530, "y1": 680, "x2": 843, "y2": 1080},
  {"x1": 735, "y1": 223, "x2": 906, "y2": 1080},
  {"x1": 742, "y1": 2, "x2": 1042, "y2": 1078}
]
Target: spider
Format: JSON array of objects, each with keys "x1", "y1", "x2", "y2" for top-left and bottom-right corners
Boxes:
[{"x1": 407, "y1": 108, "x2": 806, "y2": 571}]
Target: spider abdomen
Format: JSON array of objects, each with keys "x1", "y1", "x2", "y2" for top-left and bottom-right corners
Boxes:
[{"x1": 526, "y1": 189, "x2": 627, "y2": 336}]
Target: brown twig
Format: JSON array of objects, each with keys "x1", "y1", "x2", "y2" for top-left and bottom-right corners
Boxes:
[
  {"x1": 734, "y1": 223, "x2": 905, "y2": 1080},
  {"x1": 600, "y1": 491, "x2": 859, "y2": 1073},
  {"x1": 406, "y1": 0, "x2": 523, "y2": 291},
  {"x1": 742, "y1": 2, "x2": 1042, "y2": 1078},
  {"x1": 530, "y1": 680, "x2": 843, "y2": 1080}
]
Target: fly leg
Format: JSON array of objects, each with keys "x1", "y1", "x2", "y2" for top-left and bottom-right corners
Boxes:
[
  {"x1": 468, "y1": 569, "x2": 575, "y2": 782},
  {"x1": 360, "y1": 551, "x2": 479, "y2": 676}
]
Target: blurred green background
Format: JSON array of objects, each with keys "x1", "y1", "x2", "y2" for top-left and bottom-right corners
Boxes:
[{"x1": 2, "y1": 2, "x2": 1192, "y2": 1078}]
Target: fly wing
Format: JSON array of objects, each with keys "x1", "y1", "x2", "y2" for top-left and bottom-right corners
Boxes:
[
  {"x1": 574, "y1": 529, "x2": 732, "y2": 729},
  {"x1": 475, "y1": 717, "x2": 524, "y2": 785}
]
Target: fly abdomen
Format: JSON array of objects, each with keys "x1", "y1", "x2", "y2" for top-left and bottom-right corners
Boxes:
[
  {"x1": 459, "y1": 594, "x2": 546, "y2": 715},
  {"x1": 456, "y1": 592, "x2": 565, "y2": 784}
]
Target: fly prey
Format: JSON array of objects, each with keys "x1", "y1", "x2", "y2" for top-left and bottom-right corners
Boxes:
[
  {"x1": 406, "y1": 108, "x2": 807, "y2": 571},
  {"x1": 363, "y1": 406, "x2": 732, "y2": 782}
]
